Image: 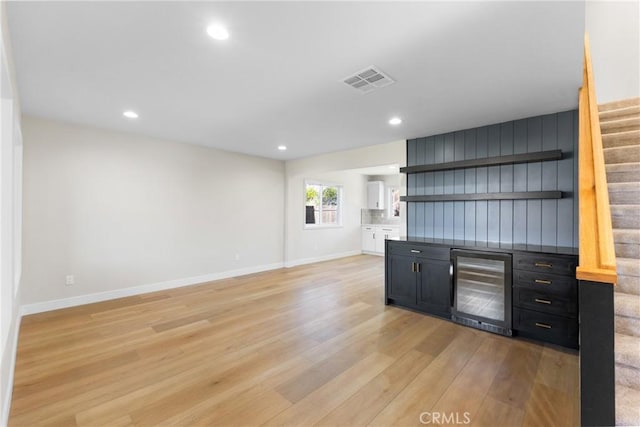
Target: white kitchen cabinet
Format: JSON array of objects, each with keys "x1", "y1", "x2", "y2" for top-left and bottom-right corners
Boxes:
[
  {"x1": 362, "y1": 225, "x2": 400, "y2": 255},
  {"x1": 362, "y1": 226, "x2": 376, "y2": 253},
  {"x1": 367, "y1": 181, "x2": 385, "y2": 209},
  {"x1": 375, "y1": 226, "x2": 400, "y2": 253}
]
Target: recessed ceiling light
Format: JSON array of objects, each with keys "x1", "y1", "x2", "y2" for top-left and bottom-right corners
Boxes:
[
  {"x1": 389, "y1": 117, "x2": 402, "y2": 125},
  {"x1": 123, "y1": 111, "x2": 138, "y2": 119},
  {"x1": 277, "y1": 145, "x2": 287, "y2": 151},
  {"x1": 207, "y1": 24, "x2": 229, "y2": 41}
]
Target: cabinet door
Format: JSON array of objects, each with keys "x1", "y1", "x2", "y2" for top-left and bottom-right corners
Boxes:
[
  {"x1": 377, "y1": 227, "x2": 399, "y2": 253},
  {"x1": 362, "y1": 227, "x2": 376, "y2": 252},
  {"x1": 387, "y1": 255, "x2": 417, "y2": 304},
  {"x1": 367, "y1": 181, "x2": 384, "y2": 209},
  {"x1": 387, "y1": 228, "x2": 400, "y2": 239},
  {"x1": 374, "y1": 228, "x2": 385, "y2": 253},
  {"x1": 417, "y1": 259, "x2": 452, "y2": 317}
]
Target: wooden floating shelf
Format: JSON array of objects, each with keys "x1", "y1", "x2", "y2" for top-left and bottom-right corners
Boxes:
[
  {"x1": 400, "y1": 149, "x2": 563, "y2": 174},
  {"x1": 401, "y1": 191, "x2": 563, "y2": 202}
]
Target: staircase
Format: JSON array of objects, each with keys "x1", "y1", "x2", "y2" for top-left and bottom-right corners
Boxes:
[{"x1": 601, "y1": 97, "x2": 640, "y2": 426}]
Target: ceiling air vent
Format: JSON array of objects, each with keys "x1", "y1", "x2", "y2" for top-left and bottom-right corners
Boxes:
[{"x1": 342, "y1": 66, "x2": 395, "y2": 94}]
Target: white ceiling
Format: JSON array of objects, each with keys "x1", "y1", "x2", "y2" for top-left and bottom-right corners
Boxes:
[{"x1": 7, "y1": 1, "x2": 584, "y2": 160}]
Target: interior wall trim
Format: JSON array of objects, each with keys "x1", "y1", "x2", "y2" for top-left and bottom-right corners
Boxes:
[
  {"x1": 20, "y1": 262, "x2": 285, "y2": 316},
  {"x1": 283, "y1": 250, "x2": 362, "y2": 268},
  {"x1": 1, "y1": 313, "x2": 22, "y2": 427}
]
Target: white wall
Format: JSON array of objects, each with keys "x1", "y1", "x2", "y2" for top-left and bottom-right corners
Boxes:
[
  {"x1": 367, "y1": 174, "x2": 402, "y2": 189},
  {"x1": 586, "y1": 0, "x2": 640, "y2": 103},
  {"x1": 0, "y1": 1, "x2": 23, "y2": 424},
  {"x1": 284, "y1": 141, "x2": 405, "y2": 265},
  {"x1": 285, "y1": 170, "x2": 367, "y2": 266},
  {"x1": 21, "y1": 116, "x2": 285, "y2": 308}
]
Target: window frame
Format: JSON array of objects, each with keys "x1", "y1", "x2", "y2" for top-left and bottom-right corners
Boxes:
[
  {"x1": 388, "y1": 186, "x2": 401, "y2": 218},
  {"x1": 303, "y1": 180, "x2": 344, "y2": 229}
]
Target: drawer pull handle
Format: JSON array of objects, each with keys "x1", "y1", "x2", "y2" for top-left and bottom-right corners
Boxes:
[
  {"x1": 535, "y1": 322, "x2": 552, "y2": 329},
  {"x1": 410, "y1": 250, "x2": 422, "y2": 253},
  {"x1": 535, "y1": 262, "x2": 553, "y2": 268},
  {"x1": 535, "y1": 279, "x2": 552, "y2": 285},
  {"x1": 535, "y1": 298, "x2": 552, "y2": 305}
]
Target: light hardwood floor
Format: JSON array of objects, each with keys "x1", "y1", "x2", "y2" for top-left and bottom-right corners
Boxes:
[{"x1": 9, "y1": 255, "x2": 579, "y2": 426}]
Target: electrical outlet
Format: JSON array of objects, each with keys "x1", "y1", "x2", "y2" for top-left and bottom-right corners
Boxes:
[{"x1": 65, "y1": 275, "x2": 74, "y2": 286}]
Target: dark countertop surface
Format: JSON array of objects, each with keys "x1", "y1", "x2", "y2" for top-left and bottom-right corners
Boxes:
[{"x1": 391, "y1": 236, "x2": 579, "y2": 256}]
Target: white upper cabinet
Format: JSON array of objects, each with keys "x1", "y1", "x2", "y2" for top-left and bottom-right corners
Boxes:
[{"x1": 367, "y1": 181, "x2": 384, "y2": 210}]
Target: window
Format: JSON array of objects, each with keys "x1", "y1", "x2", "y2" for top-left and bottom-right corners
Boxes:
[
  {"x1": 305, "y1": 181, "x2": 342, "y2": 227},
  {"x1": 389, "y1": 187, "x2": 400, "y2": 217}
]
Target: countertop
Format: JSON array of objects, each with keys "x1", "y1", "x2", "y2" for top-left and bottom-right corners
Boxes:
[{"x1": 393, "y1": 236, "x2": 578, "y2": 256}]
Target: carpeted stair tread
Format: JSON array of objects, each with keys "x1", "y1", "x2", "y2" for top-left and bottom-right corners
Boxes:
[
  {"x1": 616, "y1": 384, "x2": 640, "y2": 426},
  {"x1": 614, "y1": 230, "x2": 640, "y2": 258},
  {"x1": 609, "y1": 182, "x2": 640, "y2": 205},
  {"x1": 611, "y1": 205, "x2": 640, "y2": 229},
  {"x1": 609, "y1": 182, "x2": 640, "y2": 192},
  {"x1": 607, "y1": 162, "x2": 640, "y2": 183},
  {"x1": 617, "y1": 365, "x2": 640, "y2": 391},
  {"x1": 602, "y1": 130, "x2": 640, "y2": 149},
  {"x1": 617, "y1": 258, "x2": 640, "y2": 277},
  {"x1": 617, "y1": 275, "x2": 640, "y2": 296},
  {"x1": 616, "y1": 243, "x2": 640, "y2": 259},
  {"x1": 608, "y1": 163, "x2": 640, "y2": 173},
  {"x1": 604, "y1": 145, "x2": 640, "y2": 164},
  {"x1": 600, "y1": 105, "x2": 640, "y2": 122},
  {"x1": 616, "y1": 314, "x2": 640, "y2": 338},
  {"x1": 616, "y1": 244, "x2": 640, "y2": 259},
  {"x1": 615, "y1": 292, "x2": 640, "y2": 318},
  {"x1": 614, "y1": 229, "x2": 640, "y2": 244},
  {"x1": 600, "y1": 97, "x2": 640, "y2": 112},
  {"x1": 600, "y1": 117, "x2": 640, "y2": 134},
  {"x1": 615, "y1": 333, "x2": 640, "y2": 370}
]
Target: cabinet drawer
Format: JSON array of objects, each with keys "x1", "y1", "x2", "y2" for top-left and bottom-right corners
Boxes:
[
  {"x1": 379, "y1": 227, "x2": 400, "y2": 236},
  {"x1": 387, "y1": 242, "x2": 449, "y2": 261},
  {"x1": 513, "y1": 270, "x2": 577, "y2": 297},
  {"x1": 513, "y1": 308, "x2": 578, "y2": 348},
  {"x1": 513, "y1": 253, "x2": 577, "y2": 276},
  {"x1": 513, "y1": 287, "x2": 577, "y2": 317}
]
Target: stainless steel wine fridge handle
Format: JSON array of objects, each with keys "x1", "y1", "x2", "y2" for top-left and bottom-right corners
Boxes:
[{"x1": 449, "y1": 261, "x2": 455, "y2": 306}]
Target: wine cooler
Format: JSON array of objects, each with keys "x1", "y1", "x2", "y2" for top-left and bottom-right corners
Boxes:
[{"x1": 451, "y1": 249, "x2": 513, "y2": 336}]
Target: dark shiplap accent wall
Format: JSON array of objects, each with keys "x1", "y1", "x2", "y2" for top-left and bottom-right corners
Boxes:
[{"x1": 406, "y1": 110, "x2": 578, "y2": 248}]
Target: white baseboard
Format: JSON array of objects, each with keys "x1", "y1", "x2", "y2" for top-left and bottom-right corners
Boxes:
[
  {"x1": 20, "y1": 262, "x2": 284, "y2": 316},
  {"x1": 284, "y1": 250, "x2": 362, "y2": 268},
  {"x1": 361, "y1": 250, "x2": 384, "y2": 257},
  {"x1": 1, "y1": 313, "x2": 22, "y2": 427}
]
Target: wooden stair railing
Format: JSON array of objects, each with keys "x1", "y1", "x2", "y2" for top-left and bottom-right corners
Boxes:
[{"x1": 576, "y1": 33, "x2": 617, "y2": 285}]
